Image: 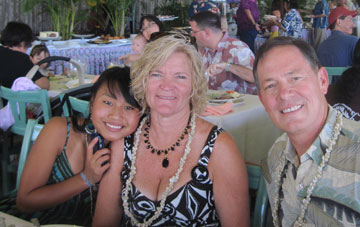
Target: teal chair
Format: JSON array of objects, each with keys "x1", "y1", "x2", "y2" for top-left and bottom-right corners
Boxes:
[
  {"x1": 0, "y1": 86, "x2": 51, "y2": 195},
  {"x1": 15, "y1": 119, "x2": 43, "y2": 192},
  {"x1": 59, "y1": 94, "x2": 90, "y2": 118},
  {"x1": 247, "y1": 164, "x2": 269, "y2": 227},
  {"x1": 324, "y1": 67, "x2": 350, "y2": 84}
]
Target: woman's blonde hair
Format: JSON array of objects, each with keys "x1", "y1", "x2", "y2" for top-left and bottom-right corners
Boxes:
[{"x1": 131, "y1": 30, "x2": 207, "y2": 115}]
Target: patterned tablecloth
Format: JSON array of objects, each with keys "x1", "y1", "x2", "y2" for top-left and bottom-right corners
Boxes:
[{"x1": 45, "y1": 39, "x2": 132, "y2": 75}]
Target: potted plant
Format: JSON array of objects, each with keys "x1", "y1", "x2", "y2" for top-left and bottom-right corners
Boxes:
[{"x1": 22, "y1": 0, "x2": 83, "y2": 40}]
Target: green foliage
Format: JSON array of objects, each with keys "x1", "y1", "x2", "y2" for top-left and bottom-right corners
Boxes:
[
  {"x1": 22, "y1": 0, "x2": 83, "y2": 40},
  {"x1": 93, "y1": 0, "x2": 134, "y2": 36},
  {"x1": 154, "y1": 0, "x2": 191, "y2": 29}
]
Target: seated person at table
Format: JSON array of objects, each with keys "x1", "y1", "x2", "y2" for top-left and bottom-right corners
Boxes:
[
  {"x1": 0, "y1": 67, "x2": 141, "y2": 226},
  {"x1": 317, "y1": 6, "x2": 358, "y2": 67},
  {"x1": 139, "y1": 15, "x2": 164, "y2": 41},
  {"x1": 30, "y1": 44, "x2": 51, "y2": 76},
  {"x1": 326, "y1": 40, "x2": 360, "y2": 121},
  {"x1": 189, "y1": 11, "x2": 257, "y2": 94},
  {"x1": 118, "y1": 34, "x2": 146, "y2": 66},
  {"x1": 93, "y1": 30, "x2": 249, "y2": 227},
  {"x1": 0, "y1": 21, "x2": 49, "y2": 89},
  {"x1": 254, "y1": 36, "x2": 360, "y2": 226}
]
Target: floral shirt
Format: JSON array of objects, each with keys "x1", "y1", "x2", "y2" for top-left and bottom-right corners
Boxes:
[
  {"x1": 201, "y1": 33, "x2": 257, "y2": 94},
  {"x1": 280, "y1": 9, "x2": 303, "y2": 38},
  {"x1": 312, "y1": 0, "x2": 329, "y2": 29},
  {"x1": 188, "y1": 0, "x2": 220, "y2": 18},
  {"x1": 262, "y1": 106, "x2": 360, "y2": 226}
]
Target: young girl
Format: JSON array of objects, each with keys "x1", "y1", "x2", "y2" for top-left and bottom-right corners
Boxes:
[
  {"x1": 0, "y1": 67, "x2": 141, "y2": 226},
  {"x1": 118, "y1": 34, "x2": 147, "y2": 66},
  {"x1": 29, "y1": 44, "x2": 50, "y2": 76}
]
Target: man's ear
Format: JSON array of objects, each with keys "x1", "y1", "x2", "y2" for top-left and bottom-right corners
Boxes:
[{"x1": 318, "y1": 67, "x2": 329, "y2": 95}]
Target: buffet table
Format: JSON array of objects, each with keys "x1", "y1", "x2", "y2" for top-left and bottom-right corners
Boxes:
[
  {"x1": 36, "y1": 38, "x2": 132, "y2": 75},
  {"x1": 202, "y1": 94, "x2": 282, "y2": 165}
]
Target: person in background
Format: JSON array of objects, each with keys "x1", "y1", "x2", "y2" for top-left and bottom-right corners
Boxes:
[
  {"x1": 310, "y1": 0, "x2": 329, "y2": 50},
  {"x1": 118, "y1": 34, "x2": 147, "y2": 66},
  {"x1": 0, "y1": 21, "x2": 49, "y2": 89},
  {"x1": 93, "y1": 30, "x2": 249, "y2": 227},
  {"x1": 254, "y1": 36, "x2": 360, "y2": 226},
  {"x1": 280, "y1": 0, "x2": 303, "y2": 38},
  {"x1": 29, "y1": 44, "x2": 50, "y2": 76},
  {"x1": 236, "y1": 0, "x2": 260, "y2": 52},
  {"x1": 189, "y1": 11, "x2": 257, "y2": 94},
  {"x1": 326, "y1": 39, "x2": 360, "y2": 120},
  {"x1": 317, "y1": 6, "x2": 358, "y2": 67},
  {"x1": 139, "y1": 15, "x2": 164, "y2": 41},
  {"x1": 188, "y1": 0, "x2": 221, "y2": 18},
  {"x1": 0, "y1": 67, "x2": 141, "y2": 226},
  {"x1": 267, "y1": 0, "x2": 283, "y2": 39}
]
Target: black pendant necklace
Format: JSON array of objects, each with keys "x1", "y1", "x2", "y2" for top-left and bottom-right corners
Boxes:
[{"x1": 144, "y1": 116, "x2": 191, "y2": 168}]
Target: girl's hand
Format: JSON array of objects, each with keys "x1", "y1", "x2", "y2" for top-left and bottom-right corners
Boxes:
[{"x1": 83, "y1": 137, "x2": 111, "y2": 185}]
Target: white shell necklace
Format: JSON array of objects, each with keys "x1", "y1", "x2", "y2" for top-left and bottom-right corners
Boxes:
[
  {"x1": 272, "y1": 111, "x2": 343, "y2": 227},
  {"x1": 122, "y1": 113, "x2": 196, "y2": 227}
]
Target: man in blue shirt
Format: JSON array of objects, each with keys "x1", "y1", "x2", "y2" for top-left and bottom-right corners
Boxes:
[
  {"x1": 311, "y1": 0, "x2": 329, "y2": 50},
  {"x1": 317, "y1": 6, "x2": 358, "y2": 67}
]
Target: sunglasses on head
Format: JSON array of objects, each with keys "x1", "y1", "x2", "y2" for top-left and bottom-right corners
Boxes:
[{"x1": 149, "y1": 30, "x2": 198, "y2": 50}]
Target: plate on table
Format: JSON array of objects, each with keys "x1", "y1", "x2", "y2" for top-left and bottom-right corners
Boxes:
[
  {"x1": 87, "y1": 39, "x2": 112, "y2": 45},
  {"x1": 72, "y1": 33, "x2": 95, "y2": 38},
  {"x1": 207, "y1": 90, "x2": 245, "y2": 106},
  {"x1": 66, "y1": 79, "x2": 93, "y2": 89},
  {"x1": 37, "y1": 36, "x2": 62, "y2": 41},
  {"x1": 263, "y1": 15, "x2": 277, "y2": 21}
]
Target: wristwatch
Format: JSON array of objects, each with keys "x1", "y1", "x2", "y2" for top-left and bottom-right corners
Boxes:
[{"x1": 225, "y1": 62, "x2": 231, "y2": 72}]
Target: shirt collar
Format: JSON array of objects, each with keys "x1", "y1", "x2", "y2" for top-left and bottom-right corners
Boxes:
[
  {"x1": 204, "y1": 32, "x2": 229, "y2": 53},
  {"x1": 284, "y1": 105, "x2": 339, "y2": 167}
]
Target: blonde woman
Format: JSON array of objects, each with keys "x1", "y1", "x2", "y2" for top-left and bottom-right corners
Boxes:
[{"x1": 93, "y1": 31, "x2": 249, "y2": 227}]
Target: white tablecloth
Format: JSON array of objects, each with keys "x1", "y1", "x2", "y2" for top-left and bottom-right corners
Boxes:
[
  {"x1": 0, "y1": 211, "x2": 33, "y2": 226},
  {"x1": 43, "y1": 39, "x2": 132, "y2": 75},
  {"x1": 202, "y1": 94, "x2": 282, "y2": 165}
]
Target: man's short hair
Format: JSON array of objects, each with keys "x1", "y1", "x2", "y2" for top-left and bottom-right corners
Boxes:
[
  {"x1": 189, "y1": 11, "x2": 222, "y2": 31},
  {"x1": 0, "y1": 21, "x2": 34, "y2": 48},
  {"x1": 253, "y1": 37, "x2": 321, "y2": 88}
]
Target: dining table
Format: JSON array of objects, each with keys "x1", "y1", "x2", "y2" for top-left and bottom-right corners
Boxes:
[
  {"x1": 0, "y1": 211, "x2": 33, "y2": 226},
  {"x1": 201, "y1": 94, "x2": 282, "y2": 165},
  {"x1": 33, "y1": 38, "x2": 132, "y2": 75},
  {"x1": 0, "y1": 211, "x2": 82, "y2": 227},
  {"x1": 48, "y1": 74, "x2": 96, "y2": 98}
]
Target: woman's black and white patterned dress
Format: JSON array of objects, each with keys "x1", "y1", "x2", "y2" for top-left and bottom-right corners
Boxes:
[{"x1": 120, "y1": 126, "x2": 223, "y2": 227}]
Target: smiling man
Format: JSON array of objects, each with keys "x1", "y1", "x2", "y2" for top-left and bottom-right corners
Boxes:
[
  {"x1": 317, "y1": 6, "x2": 358, "y2": 67},
  {"x1": 253, "y1": 37, "x2": 360, "y2": 226}
]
